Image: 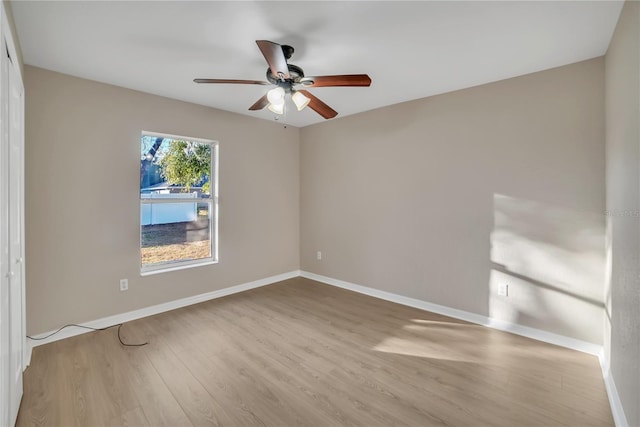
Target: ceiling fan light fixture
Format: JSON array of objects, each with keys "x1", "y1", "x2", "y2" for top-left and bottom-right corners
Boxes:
[
  {"x1": 195, "y1": 40, "x2": 371, "y2": 120},
  {"x1": 292, "y1": 91, "x2": 310, "y2": 111},
  {"x1": 267, "y1": 87, "x2": 285, "y2": 106},
  {"x1": 268, "y1": 102, "x2": 284, "y2": 115}
]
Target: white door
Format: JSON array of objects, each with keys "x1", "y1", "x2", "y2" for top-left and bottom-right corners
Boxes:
[
  {"x1": 7, "y1": 47, "x2": 24, "y2": 426},
  {"x1": 0, "y1": 21, "x2": 24, "y2": 425}
]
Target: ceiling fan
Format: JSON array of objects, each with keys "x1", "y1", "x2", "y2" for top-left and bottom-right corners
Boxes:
[{"x1": 194, "y1": 40, "x2": 372, "y2": 120}]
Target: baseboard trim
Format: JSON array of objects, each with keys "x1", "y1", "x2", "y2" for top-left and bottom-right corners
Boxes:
[
  {"x1": 26, "y1": 270, "x2": 301, "y2": 362},
  {"x1": 300, "y1": 271, "x2": 602, "y2": 355},
  {"x1": 600, "y1": 359, "x2": 630, "y2": 427}
]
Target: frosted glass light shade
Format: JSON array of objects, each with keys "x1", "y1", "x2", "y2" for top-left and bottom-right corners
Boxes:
[
  {"x1": 292, "y1": 91, "x2": 310, "y2": 111},
  {"x1": 267, "y1": 87, "x2": 285, "y2": 105},
  {"x1": 268, "y1": 102, "x2": 284, "y2": 114}
]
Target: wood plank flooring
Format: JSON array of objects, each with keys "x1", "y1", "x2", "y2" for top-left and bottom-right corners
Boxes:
[{"x1": 17, "y1": 277, "x2": 613, "y2": 426}]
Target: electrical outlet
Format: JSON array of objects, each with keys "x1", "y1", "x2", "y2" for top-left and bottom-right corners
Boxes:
[
  {"x1": 120, "y1": 278, "x2": 128, "y2": 292},
  {"x1": 498, "y1": 283, "x2": 508, "y2": 297},
  {"x1": 316, "y1": 251, "x2": 322, "y2": 260}
]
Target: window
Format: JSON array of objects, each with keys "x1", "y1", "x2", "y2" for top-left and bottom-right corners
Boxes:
[{"x1": 140, "y1": 132, "x2": 218, "y2": 274}]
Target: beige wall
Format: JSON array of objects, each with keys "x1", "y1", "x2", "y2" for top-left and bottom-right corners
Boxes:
[
  {"x1": 24, "y1": 66, "x2": 300, "y2": 335},
  {"x1": 605, "y1": 1, "x2": 640, "y2": 425},
  {"x1": 301, "y1": 58, "x2": 606, "y2": 344}
]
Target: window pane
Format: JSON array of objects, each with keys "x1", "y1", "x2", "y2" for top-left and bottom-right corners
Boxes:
[
  {"x1": 141, "y1": 136, "x2": 211, "y2": 196},
  {"x1": 141, "y1": 201, "x2": 211, "y2": 267},
  {"x1": 140, "y1": 132, "x2": 217, "y2": 273}
]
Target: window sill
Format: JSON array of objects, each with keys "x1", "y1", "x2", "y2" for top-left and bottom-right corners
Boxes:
[{"x1": 141, "y1": 259, "x2": 218, "y2": 276}]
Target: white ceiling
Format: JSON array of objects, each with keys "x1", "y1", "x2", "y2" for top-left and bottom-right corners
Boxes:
[{"x1": 12, "y1": 1, "x2": 623, "y2": 128}]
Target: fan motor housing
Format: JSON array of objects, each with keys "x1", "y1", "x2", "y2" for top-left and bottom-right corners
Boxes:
[{"x1": 266, "y1": 64, "x2": 304, "y2": 91}]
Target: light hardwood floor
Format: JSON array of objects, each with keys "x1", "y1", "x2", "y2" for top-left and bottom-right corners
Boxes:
[{"x1": 17, "y1": 277, "x2": 613, "y2": 426}]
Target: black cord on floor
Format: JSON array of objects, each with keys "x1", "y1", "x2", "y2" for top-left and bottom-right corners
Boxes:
[
  {"x1": 116, "y1": 324, "x2": 148, "y2": 347},
  {"x1": 27, "y1": 323, "x2": 148, "y2": 347}
]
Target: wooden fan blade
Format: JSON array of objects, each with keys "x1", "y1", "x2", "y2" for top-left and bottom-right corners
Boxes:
[
  {"x1": 256, "y1": 40, "x2": 290, "y2": 80},
  {"x1": 298, "y1": 90, "x2": 338, "y2": 119},
  {"x1": 194, "y1": 78, "x2": 270, "y2": 85},
  {"x1": 248, "y1": 94, "x2": 269, "y2": 111},
  {"x1": 298, "y1": 74, "x2": 371, "y2": 87}
]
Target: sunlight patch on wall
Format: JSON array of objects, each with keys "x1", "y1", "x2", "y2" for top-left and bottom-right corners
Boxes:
[{"x1": 489, "y1": 194, "x2": 605, "y2": 343}]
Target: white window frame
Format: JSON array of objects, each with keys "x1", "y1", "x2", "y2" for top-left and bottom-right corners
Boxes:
[{"x1": 140, "y1": 131, "x2": 218, "y2": 275}]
